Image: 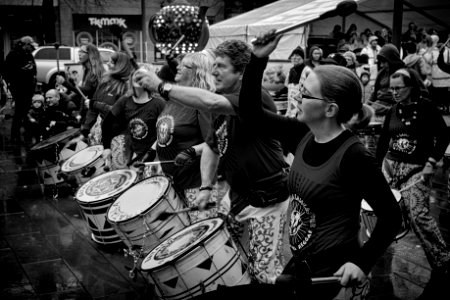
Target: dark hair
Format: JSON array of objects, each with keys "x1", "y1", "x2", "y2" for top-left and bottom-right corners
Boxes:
[
  {"x1": 214, "y1": 40, "x2": 251, "y2": 73},
  {"x1": 313, "y1": 65, "x2": 362, "y2": 124},
  {"x1": 81, "y1": 43, "x2": 105, "y2": 87},
  {"x1": 101, "y1": 51, "x2": 134, "y2": 96},
  {"x1": 357, "y1": 53, "x2": 369, "y2": 64}
]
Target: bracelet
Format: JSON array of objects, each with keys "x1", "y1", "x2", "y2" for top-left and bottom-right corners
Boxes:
[{"x1": 199, "y1": 185, "x2": 213, "y2": 192}]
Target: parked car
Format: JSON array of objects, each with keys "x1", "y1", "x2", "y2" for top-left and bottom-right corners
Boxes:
[{"x1": 33, "y1": 46, "x2": 115, "y2": 89}]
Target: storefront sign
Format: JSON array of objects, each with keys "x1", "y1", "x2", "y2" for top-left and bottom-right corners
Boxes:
[{"x1": 88, "y1": 17, "x2": 127, "y2": 29}]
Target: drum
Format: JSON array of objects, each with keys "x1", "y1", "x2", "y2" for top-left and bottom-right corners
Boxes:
[
  {"x1": 75, "y1": 169, "x2": 138, "y2": 245},
  {"x1": 30, "y1": 128, "x2": 87, "y2": 186},
  {"x1": 141, "y1": 218, "x2": 251, "y2": 300},
  {"x1": 60, "y1": 145, "x2": 106, "y2": 186},
  {"x1": 107, "y1": 175, "x2": 190, "y2": 254},
  {"x1": 360, "y1": 189, "x2": 408, "y2": 241}
]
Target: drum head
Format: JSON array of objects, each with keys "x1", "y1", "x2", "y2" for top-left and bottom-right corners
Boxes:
[
  {"x1": 361, "y1": 189, "x2": 401, "y2": 211},
  {"x1": 107, "y1": 175, "x2": 170, "y2": 223},
  {"x1": 76, "y1": 169, "x2": 137, "y2": 203},
  {"x1": 141, "y1": 218, "x2": 223, "y2": 270},
  {"x1": 31, "y1": 128, "x2": 80, "y2": 151},
  {"x1": 61, "y1": 145, "x2": 103, "y2": 173}
]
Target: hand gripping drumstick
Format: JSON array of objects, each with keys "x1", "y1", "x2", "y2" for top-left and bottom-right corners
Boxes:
[{"x1": 153, "y1": 202, "x2": 216, "y2": 222}]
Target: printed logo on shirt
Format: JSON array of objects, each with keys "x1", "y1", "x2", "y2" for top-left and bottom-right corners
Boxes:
[
  {"x1": 215, "y1": 119, "x2": 228, "y2": 157},
  {"x1": 129, "y1": 118, "x2": 148, "y2": 140},
  {"x1": 392, "y1": 133, "x2": 417, "y2": 155},
  {"x1": 156, "y1": 114, "x2": 174, "y2": 147},
  {"x1": 289, "y1": 194, "x2": 315, "y2": 252}
]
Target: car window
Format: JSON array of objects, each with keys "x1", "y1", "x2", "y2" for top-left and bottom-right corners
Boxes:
[
  {"x1": 34, "y1": 48, "x2": 71, "y2": 60},
  {"x1": 100, "y1": 51, "x2": 114, "y2": 64}
]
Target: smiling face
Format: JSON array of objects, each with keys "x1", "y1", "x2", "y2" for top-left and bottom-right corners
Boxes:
[
  {"x1": 175, "y1": 58, "x2": 195, "y2": 86},
  {"x1": 290, "y1": 54, "x2": 303, "y2": 66},
  {"x1": 45, "y1": 90, "x2": 60, "y2": 107},
  {"x1": 390, "y1": 76, "x2": 411, "y2": 103},
  {"x1": 212, "y1": 55, "x2": 241, "y2": 93}
]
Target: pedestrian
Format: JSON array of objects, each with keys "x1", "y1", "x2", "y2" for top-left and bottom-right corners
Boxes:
[
  {"x1": 4, "y1": 36, "x2": 37, "y2": 145},
  {"x1": 285, "y1": 46, "x2": 305, "y2": 117},
  {"x1": 26, "y1": 94, "x2": 46, "y2": 144},
  {"x1": 42, "y1": 89, "x2": 78, "y2": 137}
]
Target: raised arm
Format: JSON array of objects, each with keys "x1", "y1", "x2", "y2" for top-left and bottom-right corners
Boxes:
[
  {"x1": 239, "y1": 31, "x2": 309, "y2": 153},
  {"x1": 136, "y1": 71, "x2": 236, "y2": 115}
]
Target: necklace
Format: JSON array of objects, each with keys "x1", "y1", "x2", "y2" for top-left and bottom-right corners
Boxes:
[{"x1": 397, "y1": 98, "x2": 420, "y2": 126}]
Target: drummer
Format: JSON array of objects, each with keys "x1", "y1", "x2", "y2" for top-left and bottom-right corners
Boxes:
[
  {"x1": 155, "y1": 51, "x2": 221, "y2": 223},
  {"x1": 137, "y1": 41, "x2": 290, "y2": 285},
  {"x1": 101, "y1": 64, "x2": 165, "y2": 168}
]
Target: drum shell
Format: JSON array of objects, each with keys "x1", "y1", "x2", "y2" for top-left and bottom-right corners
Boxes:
[
  {"x1": 31, "y1": 129, "x2": 87, "y2": 186},
  {"x1": 76, "y1": 195, "x2": 122, "y2": 244},
  {"x1": 75, "y1": 169, "x2": 138, "y2": 245},
  {"x1": 142, "y1": 220, "x2": 251, "y2": 300},
  {"x1": 61, "y1": 146, "x2": 106, "y2": 186},
  {"x1": 107, "y1": 177, "x2": 190, "y2": 254}
]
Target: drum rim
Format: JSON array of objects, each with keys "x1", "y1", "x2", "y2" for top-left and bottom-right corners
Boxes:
[
  {"x1": 30, "y1": 128, "x2": 80, "y2": 151},
  {"x1": 61, "y1": 145, "x2": 104, "y2": 172},
  {"x1": 75, "y1": 169, "x2": 138, "y2": 203},
  {"x1": 140, "y1": 217, "x2": 225, "y2": 271},
  {"x1": 106, "y1": 175, "x2": 171, "y2": 223}
]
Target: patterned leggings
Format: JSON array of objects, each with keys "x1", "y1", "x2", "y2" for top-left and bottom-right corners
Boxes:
[
  {"x1": 382, "y1": 158, "x2": 450, "y2": 270},
  {"x1": 220, "y1": 191, "x2": 289, "y2": 284}
]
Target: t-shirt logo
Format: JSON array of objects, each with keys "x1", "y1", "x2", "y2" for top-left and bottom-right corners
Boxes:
[
  {"x1": 392, "y1": 133, "x2": 417, "y2": 155},
  {"x1": 156, "y1": 114, "x2": 174, "y2": 147},
  {"x1": 289, "y1": 195, "x2": 315, "y2": 252},
  {"x1": 129, "y1": 118, "x2": 148, "y2": 140},
  {"x1": 215, "y1": 119, "x2": 228, "y2": 157}
]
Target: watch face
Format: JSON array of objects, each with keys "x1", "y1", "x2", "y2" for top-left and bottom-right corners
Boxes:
[{"x1": 164, "y1": 83, "x2": 173, "y2": 92}]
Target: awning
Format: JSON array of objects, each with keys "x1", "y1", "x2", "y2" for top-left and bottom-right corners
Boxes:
[{"x1": 206, "y1": 0, "x2": 450, "y2": 60}]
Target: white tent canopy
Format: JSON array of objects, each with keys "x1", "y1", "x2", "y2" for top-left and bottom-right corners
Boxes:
[{"x1": 206, "y1": 0, "x2": 450, "y2": 60}]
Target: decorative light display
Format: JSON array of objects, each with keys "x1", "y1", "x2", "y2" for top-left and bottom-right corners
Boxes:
[{"x1": 149, "y1": 1, "x2": 209, "y2": 55}]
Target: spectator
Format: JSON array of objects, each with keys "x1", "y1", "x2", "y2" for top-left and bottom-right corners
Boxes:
[
  {"x1": 402, "y1": 22, "x2": 419, "y2": 43},
  {"x1": 26, "y1": 94, "x2": 46, "y2": 144},
  {"x1": 285, "y1": 46, "x2": 305, "y2": 117},
  {"x1": 299, "y1": 46, "x2": 323, "y2": 91},
  {"x1": 331, "y1": 24, "x2": 346, "y2": 42},
  {"x1": 374, "y1": 31, "x2": 385, "y2": 47},
  {"x1": 368, "y1": 43, "x2": 405, "y2": 121},
  {"x1": 343, "y1": 51, "x2": 357, "y2": 74},
  {"x1": 4, "y1": 36, "x2": 37, "y2": 145},
  {"x1": 361, "y1": 36, "x2": 381, "y2": 86},
  {"x1": 43, "y1": 89, "x2": 78, "y2": 137},
  {"x1": 403, "y1": 41, "x2": 431, "y2": 85},
  {"x1": 345, "y1": 23, "x2": 358, "y2": 41}
]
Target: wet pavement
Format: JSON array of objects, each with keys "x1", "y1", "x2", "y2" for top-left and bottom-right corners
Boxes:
[{"x1": 1, "y1": 115, "x2": 449, "y2": 299}]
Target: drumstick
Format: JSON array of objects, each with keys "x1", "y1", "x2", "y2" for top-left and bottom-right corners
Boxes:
[
  {"x1": 399, "y1": 176, "x2": 424, "y2": 193},
  {"x1": 152, "y1": 202, "x2": 216, "y2": 222},
  {"x1": 311, "y1": 277, "x2": 341, "y2": 285}
]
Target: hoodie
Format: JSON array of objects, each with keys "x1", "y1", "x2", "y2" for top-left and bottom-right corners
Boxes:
[{"x1": 369, "y1": 44, "x2": 405, "y2": 117}]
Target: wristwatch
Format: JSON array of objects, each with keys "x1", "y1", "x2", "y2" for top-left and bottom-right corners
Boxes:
[{"x1": 158, "y1": 81, "x2": 173, "y2": 100}]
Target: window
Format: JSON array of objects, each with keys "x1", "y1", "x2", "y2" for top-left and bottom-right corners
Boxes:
[{"x1": 34, "y1": 48, "x2": 71, "y2": 60}]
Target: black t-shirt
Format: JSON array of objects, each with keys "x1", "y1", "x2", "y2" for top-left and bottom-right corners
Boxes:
[
  {"x1": 206, "y1": 89, "x2": 288, "y2": 196},
  {"x1": 156, "y1": 101, "x2": 211, "y2": 189},
  {"x1": 110, "y1": 94, "x2": 165, "y2": 156}
]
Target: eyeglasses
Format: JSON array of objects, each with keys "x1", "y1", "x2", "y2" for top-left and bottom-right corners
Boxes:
[
  {"x1": 299, "y1": 93, "x2": 335, "y2": 103},
  {"x1": 389, "y1": 86, "x2": 408, "y2": 93}
]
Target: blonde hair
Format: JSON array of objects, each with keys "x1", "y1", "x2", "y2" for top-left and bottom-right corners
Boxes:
[{"x1": 181, "y1": 52, "x2": 216, "y2": 92}]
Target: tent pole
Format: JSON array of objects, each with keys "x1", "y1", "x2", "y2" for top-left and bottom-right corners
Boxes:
[{"x1": 392, "y1": 0, "x2": 403, "y2": 49}]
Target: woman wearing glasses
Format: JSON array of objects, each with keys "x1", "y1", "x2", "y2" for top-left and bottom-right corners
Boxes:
[
  {"x1": 375, "y1": 68, "x2": 450, "y2": 299},
  {"x1": 237, "y1": 31, "x2": 402, "y2": 299},
  {"x1": 154, "y1": 51, "x2": 222, "y2": 223}
]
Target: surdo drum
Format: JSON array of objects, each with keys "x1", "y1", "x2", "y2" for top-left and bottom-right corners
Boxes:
[
  {"x1": 30, "y1": 128, "x2": 87, "y2": 185},
  {"x1": 75, "y1": 169, "x2": 138, "y2": 245},
  {"x1": 141, "y1": 218, "x2": 251, "y2": 300},
  {"x1": 61, "y1": 145, "x2": 106, "y2": 186},
  {"x1": 106, "y1": 175, "x2": 190, "y2": 254},
  {"x1": 360, "y1": 189, "x2": 409, "y2": 241}
]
